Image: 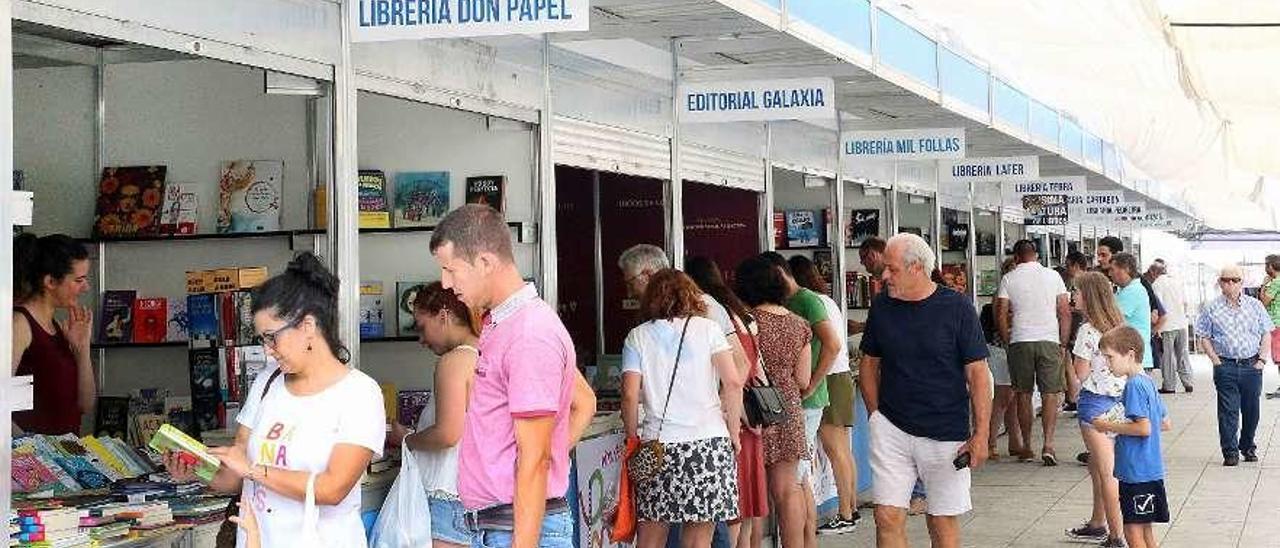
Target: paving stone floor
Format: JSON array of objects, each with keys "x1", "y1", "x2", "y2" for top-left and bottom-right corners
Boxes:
[{"x1": 825, "y1": 356, "x2": 1280, "y2": 547}]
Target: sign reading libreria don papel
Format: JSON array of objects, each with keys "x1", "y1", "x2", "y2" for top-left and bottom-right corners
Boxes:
[
  {"x1": 937, "y1": 156, "x2": 1039, "y2": 184},
  {"x1": 841, "y1": 128, "x2": 965, "y2": 161},
  {"x1": 679, "y1": 78, "x2": 835, "y2": 123},
  {"x1": 351, "y1": 0, "x2": 589, "y2": 42}
]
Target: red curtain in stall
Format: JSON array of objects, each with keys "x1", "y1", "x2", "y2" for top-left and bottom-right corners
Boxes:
[
  {"x1": 682, "y1": 181, "x2": 762, "y2": 287},
  {"x1": 599, "y1": 173, "x2": 667, "y2": 354},
  {"x1": 554, "y1": 165, "x2": 598, "y2": 363}
]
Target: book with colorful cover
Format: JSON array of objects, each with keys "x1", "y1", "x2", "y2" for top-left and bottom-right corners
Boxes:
[
  {"x1": 978, "y1": 269, "x2": 999, "y2": 296},
  {"x1": 397, "y1": 390, "x2": 432, "y2": 426},
  {"x1": 940, "y1": 263, "x2": 968, "y2": 294},
  {"x1": 465, "y1": 175, "x2": 506, "y2": 212},
  {"x1": 53, "y1": 434, "x2": 123, "y2": 482},
  {"x1": 784, "y1": 210, "x2": 820, "y2": 248},
  {"x1": 166, "y1": 298, "x2": 189, "y2": 342},
  {"x1": 98, "y1": 290, "x2": 137, "y2": 344},
  {"x1": 52, "y1": 455, "x2": 112, "y2": 490},
  {"x1": 394, "y1": 171, "x2": 450, "y2": 227},
  {"x1": 217, "y1": 160, "x2": 283, "y2": 234},
  {"x1": 93, "y1": 166, "x2": 167, "y2": 238},
  {"x1": 11, "y1": 452, "x2": 61, "y2": 493},
  {"x1": 132, "y1": 414, "x2": 166, "y2": 449},
  {"x1": 360, "y1": 281, "x2": 386, "y2": 339},
  {"x1": 234, "y1": 291, "x2": 255, "y2": 346},
  {"x1": 80, "y1": 436, "x2": 130, "y2": 478},
  {"x1": 358, "y1": 170, "x2": 391, "y2": 229},
  {"x1": 396, "y1": 281, "x2": 429, "y2": 337},
  {"x1": 772, "y1": 212, "x2": 786, "y2": 249},
  {"x1": 157, "y1": 182, "x2": 198, "y2": 235},
  {"x1": 131, "y1": 297, "x2": 167, "y2": 343},
  {"x1": 147, "y1": 424, "x2": 221, "y2": 483},
  {"x1": 94, "y1": 396, "x2": 131, "y2": 440},
  {"x1": 186, "y1": 294, "x2": 219, "y2": 344}
]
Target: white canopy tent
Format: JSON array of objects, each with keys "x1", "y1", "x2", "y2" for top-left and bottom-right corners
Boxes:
[{"x1": 884, "y1": 0, "x2": 1280, "y2": 230}]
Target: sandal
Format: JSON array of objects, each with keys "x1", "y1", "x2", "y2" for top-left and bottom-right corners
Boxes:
[{"x1": 1042, "y1": 451, "x2": 1059, "y2": 467}]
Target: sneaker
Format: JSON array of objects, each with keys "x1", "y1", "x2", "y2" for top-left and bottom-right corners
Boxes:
[
  {"x1": 1063, "y1": 401, "x2": 1078, "y2": 413},
  {"x1": 1225, "y1": 454, "x2": 1240, "y2": 467},
  {"x1": 1065, "y1": 523, "x2": 1107, "y2": 541},
  {"x1": 1243, "y1": 448, "x2": 1258, "y2": 462},
  {"x1": 816, "y1": 517, "x2": 856, "y2": 535},
  {"x1": 1076, "y1": 451, "x2": 1091, "y2": 465},
  {"x1": 849, "y1": 510, "x2": 862, "y2": 524},
  {"x1": 1099, "y1": 537, "x2": 1126, "y2": 547}
]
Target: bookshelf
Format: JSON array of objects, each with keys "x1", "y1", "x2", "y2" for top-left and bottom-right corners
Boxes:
[{"x1": 82, "y1": 229, "x2": 325, "y2": 245}]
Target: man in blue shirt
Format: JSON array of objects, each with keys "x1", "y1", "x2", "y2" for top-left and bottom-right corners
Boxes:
[
  {"x1": 1196, "y1": 264, "x2": 1274, "y2": 466},
  {"x1": 860, "y1": 233, "x2": 991, "y2": 548},
  {"x1": 1106, "y1": 253, "x2": 1153, "y2": 369}
]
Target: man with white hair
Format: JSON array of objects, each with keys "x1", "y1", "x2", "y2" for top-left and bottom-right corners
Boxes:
[
  {"x1": 860, "y1": 233, "x2": 991, "y2": 548},
  {"x1": 1196, "y1": 264, "x2": 1273, "y2": 467}
]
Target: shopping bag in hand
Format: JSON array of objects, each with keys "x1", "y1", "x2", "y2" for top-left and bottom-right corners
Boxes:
[
  {"x1": 370, "y1": 449, "x2": 433, "y2": 547},
  {"x1": 610, "y1": 436, "x2": 642, "y2": 543}
]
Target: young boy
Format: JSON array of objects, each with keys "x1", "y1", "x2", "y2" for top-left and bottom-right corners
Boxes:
[{"x1": 1091, "y1": 326, "x2": 1170, "y2": 548}]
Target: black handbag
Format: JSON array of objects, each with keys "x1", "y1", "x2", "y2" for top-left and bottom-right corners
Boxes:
[
  {"x1": 742, "y1": 330, "x2": 786, "y2": 427},
  {"x1": 627, "y1": 319, "x2": 691, "y2": 484}
]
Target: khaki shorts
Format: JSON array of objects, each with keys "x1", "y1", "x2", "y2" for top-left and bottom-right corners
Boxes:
[
  {"x1": 1008, "y1": 341, "x2": 1065, "y2": 394},
  {"x1": 821, "y1": 371, "x2": 856, "y2": 427}
]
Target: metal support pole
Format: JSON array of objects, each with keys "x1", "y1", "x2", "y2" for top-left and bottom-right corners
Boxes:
[
  {"x1": 889, "y1": 162, "x2": 900, "y2": 234},
  {"x1": 335, "y1": 0, "x2": 361, "y2": 366},
  {"x1": 997, "y1": 185, "x2": 1007, "y2": 263},
  {"x1": 668, "y1": 38, "x2": 685, "y2": 269},
  {"x1": 831, "y1": 115, "x2": 847, "y2": 313},
  {"x1": 762, "y1": 123, "x2": 775, "y2": 251},
  {"x1": 968, "y1": 181, "x2": 978, "y2": 302},
  {"x1": 539, "y1": 35, "x2": 559, "y2": 306},
  {"x1": 933, "y1": 163, "x2": 943, "y2": 269},
  {"x1": 1, "y1": 0, "x2": 15, "y2": 519},
  {"x1": 592, "y1": 172, "x2": 604, "y2": 366},
  {"x1": 94, "y1": 49, "x2": 107, "y2": 389}
]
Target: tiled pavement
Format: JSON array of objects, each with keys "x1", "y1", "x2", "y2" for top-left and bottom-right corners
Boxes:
[{"x1": 825, "y1": 356, "x2": 1280, "y2": 547}]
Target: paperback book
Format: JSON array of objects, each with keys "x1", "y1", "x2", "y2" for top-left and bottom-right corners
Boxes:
[
  {"x1": 394, "y1": 171, "x2": 450, "y2": 227},
  {"x1": 166, "y1": 298, "x2": 189, "y2": 342},
  {"x1": 784, "y1": 210, "x2": 820, "y2": 248},
  {"x1": 131, "y1": 297, "x2": 167, "y2": 344},
  {"x1": 465, "y1": 175, "x2": 506, "y2": 212},
  {"x1": 158, "y1": 182, "x2": 198, "y2": 235},
  {"x1": 98, "y1": 290, "x2": 137, "y2": 344},
  {"x1": 147, "y1": 424, "x2": 221, "y2": 483},
  {"x1": 186, "y1": 294, "x2": 219, "y2": 344},
  {"x1": 94, "y1": 396, "x2": 132, "y2": 440},
  {"x1": 188, "y1": 348, "x2": 222, "y2": 433},
  {"x1": 360, "y1": 281, "x2": 386, "y2": 339},
  {"x1": 358, "y1": 170, "x2": 391, "y2": 229},
  {"x1": 217, "y1": 160, "x2": 283, "y2": 233},
  {"x1": 396, "y1": 281, "x2": 429, "y2": 336},
  {"x1": 92, "y1": 166, "x2": 167, "y2": 238}
]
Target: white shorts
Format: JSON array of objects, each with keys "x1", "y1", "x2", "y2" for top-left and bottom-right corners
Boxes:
[
  {"x1": 797, "y1": 407, "x2": 824, "y2": 483},
  {"x1": 868, "y1": 411, "x2": 971, "y2": 516}
]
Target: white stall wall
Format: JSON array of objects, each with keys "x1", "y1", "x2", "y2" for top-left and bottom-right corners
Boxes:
[
  {"x1": 897, "y1": 194, "x2": 935, "y2": 239},
  {"x1": 355, "y1": 92, "x2": 537, "y2": 390},
  {"x1": 14, "y1": 65, "x2": 96, "y2": 236},
  {"x1": 16, "y1": 59, "x2": 317, "y2": 396}
]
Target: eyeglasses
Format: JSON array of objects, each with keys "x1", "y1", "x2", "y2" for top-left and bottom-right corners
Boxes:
[
  {"x1": 1219, "y1": 277, "x2": 1242, "y2": 284},
  {"x1": 259, "y1": 317, "x2": 301, "y2": 348}
]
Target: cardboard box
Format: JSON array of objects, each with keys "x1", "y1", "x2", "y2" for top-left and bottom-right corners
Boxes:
[
  {"x1": 210, "y1": 269, "x2": 238, "y2": 292},
  {"x1": 186, "y1": 270, "x2": 216, "y2": 294},
  {"x1": 235, "y1": 267, "x2": 269, "y2": 289}
]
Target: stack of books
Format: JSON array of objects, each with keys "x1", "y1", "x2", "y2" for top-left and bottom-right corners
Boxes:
[{"x1": 11, "y1": 508, "x2": 89, "y2": 547}]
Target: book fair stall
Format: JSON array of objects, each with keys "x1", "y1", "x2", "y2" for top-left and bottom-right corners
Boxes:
[{"x1": 0, "y1": 2, "x2": 1199, "y2": 548}]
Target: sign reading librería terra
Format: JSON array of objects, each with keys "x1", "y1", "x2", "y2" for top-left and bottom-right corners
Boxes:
[
  {"x1": 351, "y1": 0, "x2": 589, "y2": 41},
  {"x1": 679, "y1": 78, "x2": 836, "y2": 123}
]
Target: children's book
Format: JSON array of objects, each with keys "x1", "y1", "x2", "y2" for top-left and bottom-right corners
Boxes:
[
  {"x1": 394, "y1": 171, "x2": 450, "y2": 227},
  {"x1": 98, "y1": 290, "x2": 137, "y2": 344},
  {"x1": 465, "y1": 175, "x2": 506, "y2": 212},
  {"x1": 93, "y1": 166, "x2": 167, "y2": 238},
  {"x1": 358, "y1": 170, "x2": 391, "y2": 229},
  {"x1": 396, "y1": 281, "x2": 429, "y2": 336},
  {"x1": 158, "y1": 182, "x2": 198, "y2": 235},
  {"x1": 217, "y1": 160, "x2": 283, "y2": 233},
  {"x1": 131, "y1": 297, "x2": 167, "y2": 344},
  {"x1": 360, "y1": 281, "x2": 386, "y2": 339}
]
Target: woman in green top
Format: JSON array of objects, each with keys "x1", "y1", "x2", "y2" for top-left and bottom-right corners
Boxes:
[{"x1": 1261, "y1": 255, "x2": 1280, "y2": 398}]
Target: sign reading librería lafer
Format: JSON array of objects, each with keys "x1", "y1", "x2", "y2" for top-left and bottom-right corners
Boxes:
[
  {"x1": 351, "y1": 0, "x2": 589, "y2": 42},
  {"x1": 938, "y1": 156, "x2": 1038, "y2": 184},
  {"x1": 679, "y1": 78, "x2": 835, "y2": 123},
  {"x1": 841, "y1": 128, "x2": 965, "y2": 161}
]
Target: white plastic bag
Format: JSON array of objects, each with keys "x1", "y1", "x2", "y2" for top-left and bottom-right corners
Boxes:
[
  {"x1": 302, "y1": 473, "x2": 324, "y2": 545},
  {"x1": 369, "y1": 450, "x2": 433, "y2": 548}
]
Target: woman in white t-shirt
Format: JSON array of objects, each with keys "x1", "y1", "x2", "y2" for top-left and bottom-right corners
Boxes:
[
  {"x1": 1065, "y1": 272, "x2": 1129, "y2": 547},
  {"x1": 622, "y1": 269, "x2": 744, "y2": 548},
  {"x1": 389, "y1": 282, "x2": 479, "y2": 548},
  {"x1": 164, "y1": 253, "x2": 386, "y2": 548}
]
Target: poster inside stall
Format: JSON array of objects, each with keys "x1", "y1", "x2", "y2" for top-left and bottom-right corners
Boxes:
[{"x1": 576, "y1": 433, "x2": 629, "y2": 548}]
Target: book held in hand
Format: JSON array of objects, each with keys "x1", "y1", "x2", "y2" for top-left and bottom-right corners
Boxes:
[{"x1": 147, "y1": 424, "x2": 221, "y2": 483}]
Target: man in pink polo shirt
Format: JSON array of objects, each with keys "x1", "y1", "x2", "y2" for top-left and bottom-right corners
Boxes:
[{"x1": 430, "y1": 204, "x2": 597, "y2": 548}]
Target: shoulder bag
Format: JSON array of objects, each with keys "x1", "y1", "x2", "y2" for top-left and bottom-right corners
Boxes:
[
  {"x1": 742, "y1": 329, "x2": 786, "y2": 427},
  {"x1": 627, "y1": 319, "x2": 691, "y2": 484}
]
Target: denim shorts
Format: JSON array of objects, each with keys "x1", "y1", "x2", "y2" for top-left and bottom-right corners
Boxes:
[
  {"x1": 430, "y1": 496, "x2": 473, "y2": 545},
  {"x1": 471, "y1": 509, "x2": 573, "y2": 548},
  {"x1": 1077, "y1": 390, "x2": 1122, "y2": 426}
]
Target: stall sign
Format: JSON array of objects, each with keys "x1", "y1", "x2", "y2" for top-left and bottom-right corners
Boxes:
[
  {"x1": 1068, "y1": 190, "x2": 1124, "y2": 217},
  {"x1": 575, "y1": 433, "x2": 629, "y2": 548},
  {"x1": 841, "y1": 128, "x2": 965, "y2": 161},
  {"x1": 351, "y1": 0, "x2": 589, "y2": 41},
  {"x1": 1004, "y1": 176, "x2": 1086, "y2": 204},
  {"x1": 679, "y1": 78, "x2": 835, "y2": 123},
  {"x1": 1022, "y1": 194, "x2": 1069, "y2": 226},
  {"x1": 938, "y1": 156, "x2": 1039, "y2": 184}
]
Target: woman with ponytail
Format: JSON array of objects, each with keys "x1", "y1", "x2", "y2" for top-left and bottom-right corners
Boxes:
[
  {"x1": 164, "y1": 252, "x2": 386, "y2": 547},
  {"x1": 12, "y1": 233, "x2": 94, "y2": 434}
]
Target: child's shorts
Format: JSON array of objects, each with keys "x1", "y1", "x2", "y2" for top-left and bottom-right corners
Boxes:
[{"x1": 1119, "y1": 480, "x2": 1169, "y2": 524}]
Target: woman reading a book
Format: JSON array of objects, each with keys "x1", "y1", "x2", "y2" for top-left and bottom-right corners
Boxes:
[
  {"x1": 11, "y1": 233, "x2": 95, "y2": 435},
  {"x1": 389, "y1": 281, "x2": 480, "y2": 548},
  {"x1": 164, "y1": 253, "x2": 386, "y2": 547}
]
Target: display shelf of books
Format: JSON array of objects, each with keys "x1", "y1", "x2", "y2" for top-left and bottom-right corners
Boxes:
[
  {"x1": 83, "y1": 228, "x2": 325, "y2": 245},
  {"x1": 358, "y1": 221, "x2": 524, "y2": 235}
]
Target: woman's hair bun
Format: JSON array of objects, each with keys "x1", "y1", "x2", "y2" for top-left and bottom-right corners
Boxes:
[{"x1": 285, "y1": 252, "x2": 338, "y2": 297}]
